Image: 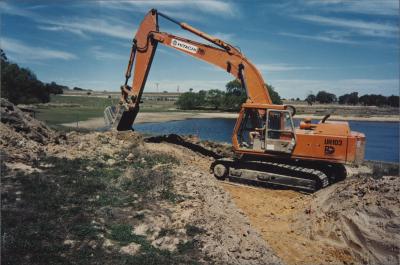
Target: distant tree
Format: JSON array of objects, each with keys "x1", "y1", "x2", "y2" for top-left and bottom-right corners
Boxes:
[
  {"x1": 359, "y1": 94, "x2": 388, "y2": 106},
  {"x1": 176, "y1": 80, "x2": 283, "y2": 110},
  {"x1": 0, "y1": 50, "x2": 76, "y2": 104},
  {"x1": 73, "y1": 87, "x2": 84, "y2": 91},
  {"x1": 374, "y1": 95, "x2": 388, "y2": 106},
  {"x1": 207, "y1": 89, "x2": 224, "y2": 109},
  {"x1": 198, "y1": 90, "x2": 207, "y2": 106},
  {"x1": 305, "y1": 94, "x2": 316, "y2": 105},
  {"x1": 266, "y1": 84, "x2": 282, "y2": 104},
  {"x1": 1, "y1": 49, "x2": 7, "y2": 62},
  {"x1": 163, "y1": 90, "x2": 168, "y2": 93},
  {"x1": 225, "y1": 79, "x2": 246, "y2": 110},
  {"x1": 176, "y1": 91, "x2": 206, "y2": 109},
  {"x1": 339, "y1": 92, "x2": 358, "y2": 105},
  {"x1": 316, "y1": 90, "x2": 337, "y2": 104},
  {"x1": 226, "y1": 79, "x2": 243, "y2": 95},
  {"x1": 387, "y1": 95, "x2": 399, "y2": 107},
  {"x1": 1, "y1": 53, "x2": 49, "y2": 104},
  {"x1": 338, "y1": 95, "x2": 347, "y2": 104},
  {"x1": 45, "y1": 81, "x2": 65, "y2": 95},
  {"x1": 359, "y1": 95, "x2": 372, "y2": 106},
  {"x1": 176, "y1": 92, "x2": 197, "y2": 109}
]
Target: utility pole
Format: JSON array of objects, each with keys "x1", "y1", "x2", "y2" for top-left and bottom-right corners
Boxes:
[{"x1": 156, "y1": 82, "x2": 159, "y2": 93}]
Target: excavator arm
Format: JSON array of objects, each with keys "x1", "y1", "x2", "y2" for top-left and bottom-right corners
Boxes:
[{"x1": 107, "y1": 9, "x2": 272, "y2": 130}]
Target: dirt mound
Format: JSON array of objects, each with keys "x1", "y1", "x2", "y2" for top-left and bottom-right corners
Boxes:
[
  {"x1": 0, "y1": 98, "x2": 67, "y2": 168},
  {"x1": 298, "y1": 174, "x2": 400, "y2": 265},
  {"x1": 1, "y1": 98, "x2": 57, "y2": 144},
  {"x1": 2, "y1": 118, "x2": 282, "y2": 264},
  {"x1": 145, "y1": 142, "x2": 283, "y2": 264}
]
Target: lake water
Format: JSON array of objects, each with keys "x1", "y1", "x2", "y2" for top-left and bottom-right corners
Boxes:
[{"x1": 135, "y1": 118, "x2": 399, "y2": 162}]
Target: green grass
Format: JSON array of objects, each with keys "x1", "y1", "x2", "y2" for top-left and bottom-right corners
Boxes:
[
  {"x1": 108, "y1": 224, "x2": 200, "y2": 265},
  {"x1": 1, "y1": 143, "x2": 196, "y2": 264},
  {"x1": 35, "y1": 95, "x2": 114, "y2": 125},
  {"x1": 35, "y1": 94, "x2": 178, "y2": 126},
  {"x1": 109, "y1": 224, "x2": 139, "y2": 245}
]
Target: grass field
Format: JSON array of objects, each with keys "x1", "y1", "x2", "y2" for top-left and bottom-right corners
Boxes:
[
  {"x1": 35, "y1": 95, "x2": 177, "y2": 126},
  {"x1": 35, "y1": 94, "x2": 399, "y2": 127}
]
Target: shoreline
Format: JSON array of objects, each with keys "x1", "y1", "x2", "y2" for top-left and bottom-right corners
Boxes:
[{"x1": 61, "y1": 111, "x2": 399, "y2": 129}]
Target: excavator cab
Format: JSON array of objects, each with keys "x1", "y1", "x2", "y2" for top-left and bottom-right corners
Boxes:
[
  {"x1": 235, "y1": 106, "x2": 296, "y2": 154},
  {"x1": 265, "y1": 109, "x2": 296, "y2": 153}
]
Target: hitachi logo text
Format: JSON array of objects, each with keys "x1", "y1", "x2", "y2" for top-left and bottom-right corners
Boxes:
[{"x1": 171, "y1": 39, "x2": 198, "y2": 54}]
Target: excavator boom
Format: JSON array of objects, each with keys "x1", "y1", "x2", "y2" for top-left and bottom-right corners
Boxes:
[{"x1": 104, "y1": 9, "x2": 272, "y2": 130}]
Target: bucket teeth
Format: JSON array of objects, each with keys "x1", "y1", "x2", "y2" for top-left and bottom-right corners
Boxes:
[
  {"x1": 104, "y1": 105, "x2": 127, "y2": 129},
  {"x1": 104, "y1": 104, "x2": 139, "y2": 131}
]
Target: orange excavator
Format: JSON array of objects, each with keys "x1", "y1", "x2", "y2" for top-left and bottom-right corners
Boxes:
[{"x1": 104, "y1": 9, "x2": 365, "y2": 192}]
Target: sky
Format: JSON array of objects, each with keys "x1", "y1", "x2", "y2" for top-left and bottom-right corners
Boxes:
[{"x1": 1, "y1": 0, "x2": 399, "y2": 99}]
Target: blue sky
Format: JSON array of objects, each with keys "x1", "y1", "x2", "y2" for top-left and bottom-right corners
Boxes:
[{"x1": 1, "y1": 0, "x2": 398, "y2": 98}]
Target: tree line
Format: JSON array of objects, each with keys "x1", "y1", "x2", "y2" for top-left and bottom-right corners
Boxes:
[
  {"x1": 305, "y1": 91, "x2": 399, "y2": 107},
  {"x1": 1, "y1": 50, "x2": 77, "y2": 104},
  {"x1": 176, "y1": 79, "x2": 282, "y2": 111}
]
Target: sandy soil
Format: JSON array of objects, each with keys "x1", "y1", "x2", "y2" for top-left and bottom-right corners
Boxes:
[
  {"x1": 221, "y1": 184, "x2": 353, "y2": 265},
  {"x1": 2, "y1": 98, "x2": 399, "y2": 265},
  {"x1": 61, "y1": 111, "x2": 399, "y2": 130},
  {"x1": 220, "y1": 173, "x2": 399, "y2": 265}
]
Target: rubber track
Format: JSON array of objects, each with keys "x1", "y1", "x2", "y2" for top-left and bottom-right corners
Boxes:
[{"x1": 212, "y1": 159, "x2": 330, "y2": 192}]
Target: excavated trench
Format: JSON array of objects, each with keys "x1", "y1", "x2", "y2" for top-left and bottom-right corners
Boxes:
[{"x1": 145, "y1": 133, "x2": 400, "y2": 265}]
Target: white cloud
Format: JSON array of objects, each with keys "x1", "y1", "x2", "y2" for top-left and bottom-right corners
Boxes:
[
  {"x1": 1, "y1": 2, "x2": 135, "y2": 40},
  {"x1": 100, "y1": 0, "x2": 238, "y2": 17},
  {"x1": 304, "y1": 0, "x2": 399, "y2": 16},
  {"x1": 156, "y1": 10, "x2": 205, "y2": 22},
  {"x1": 280, "y1": 32, "x2": 357, "y2": 44},
  {"x1": 90, "y1": 46, "x2": 126, "y2": 60},
  {"x1": 37, "y1": 25, "x2": 87, "y2": 38},
  {"x1": 40, "y1": 18, "x2": 135, "y2": 40},
  {"x1": 295, "y1": 15, "x2": 398, "y2": 38},
  {"x1": 0, "y1": 1, "x2": 36, "y2": 18},
  {"x1": 257, "y1": 63, "x2": 314, "y2": 72},
  {"x1": 1, "y1": 37, "x2": 77, "y2": 61}
]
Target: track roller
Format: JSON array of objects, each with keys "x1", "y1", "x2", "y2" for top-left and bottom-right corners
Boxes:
[{"x1": 210, "y1": 158, "x2": 345, "y2": 193}]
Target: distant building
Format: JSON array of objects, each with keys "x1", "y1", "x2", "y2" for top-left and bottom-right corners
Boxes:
[{"x1": 142, "y1": 92, "x2": 182, "y2": 101}]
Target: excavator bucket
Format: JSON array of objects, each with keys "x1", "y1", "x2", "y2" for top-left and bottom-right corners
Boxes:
[
  {"x1": 104, "y1": 104, "x2": 139, "y2": 131},
  {"x1": 104, "y1": 10, "x2": 158, "y2": 131}
]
